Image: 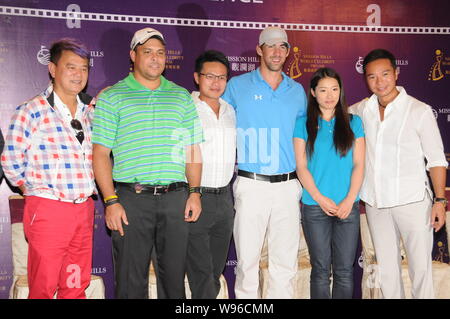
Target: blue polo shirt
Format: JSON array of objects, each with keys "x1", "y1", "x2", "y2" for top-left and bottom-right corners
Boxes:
[
  {"x1": 293, "y1": 115, "x2": 364, "y2": 205},
  {"x1": 222, "y1": 68, "x2": 307, "y2": 174}
]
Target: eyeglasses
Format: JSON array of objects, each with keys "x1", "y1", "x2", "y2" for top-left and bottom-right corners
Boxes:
[
  {"x1": 199, "y1": 73, "x2": 227, "y2": 82},
  {"x1": 70, "y1": 119, "x2": 84, "y2": 144}
]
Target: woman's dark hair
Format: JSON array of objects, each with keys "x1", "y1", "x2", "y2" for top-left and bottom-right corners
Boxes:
[
  {"x1": 306, "y1": 67, "x2": 354, "y2": 158},
  {"x1": 195, "y1": 50, "x2": 230, "y2": 78}
]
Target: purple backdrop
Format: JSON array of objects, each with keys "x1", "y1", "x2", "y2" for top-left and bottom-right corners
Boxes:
[{"x1": 0, "y1": 0, "x2": 449, "y2": 299}]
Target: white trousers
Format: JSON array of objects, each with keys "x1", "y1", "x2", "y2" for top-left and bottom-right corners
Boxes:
[
  {"x1": 365, "y1": 194, "x2": 435, "y2": 299},
  {"x1": 233, "y1": 176, "x2": 302, "y2": 299}
]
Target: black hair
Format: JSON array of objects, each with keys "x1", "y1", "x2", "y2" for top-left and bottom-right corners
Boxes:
[
  {"x1": 362, "y1": 48, "x2": 396, "y2": 74},
  {"x1": 306, "y1": 67, "x2": 354, "y2": 158},
  {"x1": 195, "y1": 50, "x2": 230, "y2": 77},
  {"x1": 49, "y1": 38, "x2": 90, "y2": 65}
]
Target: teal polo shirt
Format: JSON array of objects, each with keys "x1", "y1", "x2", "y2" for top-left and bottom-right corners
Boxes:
[
  {"x1": 222, "y1": 68, "x2": 307, "y2": 175},
  {"x1": 293, "y1": 115, "x2": 365, "y2": 205}
]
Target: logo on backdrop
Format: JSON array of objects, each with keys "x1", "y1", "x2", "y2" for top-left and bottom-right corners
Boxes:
[
  {"x1": 434, "y1": 106, "x2": 450, "y2": 122},
  {"x1": 166, "y1": 49, "x2": 184, "y2": 71},
  {"x1": 227, "y1": 55, "x2": 258, "y2": 74},
  {"x1": 89, "y1": 50, "x2": 104, "y2": 67},
  {"x1": 428, "y1": 49, "x2": 449, "y2": 81},
  {"x1": 288, "y1": 47, "x2": 302, "y2": 79},
  {"x1": 286, "y1": 46, "x2": 335, "y2": 79},
  {"x1": 66, "y1": 3, "x2": 82, "y2": 29},
  {"x1": 226, "y1": 260, "x2": 238, "y2": 275},
  {"x1": 355, "y1": 56, "x2": 364, "y2": 74},
  {"x1": 37, "y1": 45, "x2": 51, "y2": 65},
  {"x1": 366, "y1": 4, "x2": 381, "y2": 26}
]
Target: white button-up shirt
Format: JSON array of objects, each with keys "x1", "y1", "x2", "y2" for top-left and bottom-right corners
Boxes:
[
  {"x1": 192, "y1": 91, "x2": 237, "y2": 188},
  {"x1": 349, "y1": 86, "x2": 448, "y2": 208}
]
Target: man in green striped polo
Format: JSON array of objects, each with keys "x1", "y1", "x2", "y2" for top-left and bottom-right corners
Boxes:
[{"x1": 92, "y1": 27, "x2": 203, "y2": 299}]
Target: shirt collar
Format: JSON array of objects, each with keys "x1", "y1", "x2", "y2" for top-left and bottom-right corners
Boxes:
[
  {"x1": 53, "y1": 91, "x2": 83, "y2": 119},
  {"x1": 44, "y1": 83, "x2": 92, "y2": 110},
  {"x1": 368, "y1": 86, "x2": 407, "y2": 111},
  {"x1": 253, "y1": 67, "x2": 291, "y2": 91},
  {"x1": 53, "y1": 91, "x2": 82, "y2": 108},
  {"x1": 319, "y1": 116, "x2": 336, "y2": 124},
  {"x1": 124, "y1": 72, "x2": 169, "y2": 91},
  {"x1": 191, "y1": 91, "x2": 229, "y2": 116}
]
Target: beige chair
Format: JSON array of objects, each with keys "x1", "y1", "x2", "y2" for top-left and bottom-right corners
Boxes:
[
  {"x1": 259, "y1": 224, "x2": 313, "y2": 299},
  {"x1": 9, "y1": 195, "x2": 105, "y2": 299},
  {"x1": 360, "y1": 210, "x2": 450, "y2": 299},
  {"x1": 148, "y1": 262, "x2": 229, "y2": 299}
]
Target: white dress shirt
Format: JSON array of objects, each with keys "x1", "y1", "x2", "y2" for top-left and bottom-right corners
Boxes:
[
  {"x1": 192, "y1": 91, "x2": 236, "y2": 188},
  {"x1": 349, "y1": 86, "x2": 448, "y2": 208}
]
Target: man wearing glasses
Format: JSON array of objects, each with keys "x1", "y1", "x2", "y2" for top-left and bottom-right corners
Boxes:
[
  {"x1": 92, "y1": 27, "x2": 203, "y2": 299},
  {"x1": 1, "y1": 38, "x2": 96, "y2": 299},
  {"x1": 222, "y1": 27, "x2": 307, "y2": 298},
  {"x1": 186, "y1": 50, "x2": 236, "y2": 298}
]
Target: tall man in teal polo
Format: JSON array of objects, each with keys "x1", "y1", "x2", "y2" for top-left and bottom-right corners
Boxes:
[
  {"x1": 222, "y1": 27, "x2": 307, "y2": 298},
  {"x1": 92, "y1": 27, "x2": 203, "y2": 299}
]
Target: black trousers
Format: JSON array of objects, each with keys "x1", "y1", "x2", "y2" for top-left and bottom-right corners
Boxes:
[
  {"x1": 186, "y1": 186, "x2": 234, "y2": 299},
  {"x1": 112, "y1": 184, "x2": 189, "y2": 299}
]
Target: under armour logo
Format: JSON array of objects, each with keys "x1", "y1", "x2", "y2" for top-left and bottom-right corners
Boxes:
[{"x1": 254, "y1": 94, "x2": 263, "y2": 100}]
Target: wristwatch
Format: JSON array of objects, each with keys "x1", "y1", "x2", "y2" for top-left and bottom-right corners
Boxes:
[
  {"x1": 189, "y1": 186, "x2": 202, "y2": 196},
  {"x1": 433, "y1": 197, "x2": 448, "y2": 207}
]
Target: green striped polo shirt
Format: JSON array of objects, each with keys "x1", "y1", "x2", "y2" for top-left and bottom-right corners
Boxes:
[{"x1": 92, "y1": 73, "x2": 203, "y2": 185}]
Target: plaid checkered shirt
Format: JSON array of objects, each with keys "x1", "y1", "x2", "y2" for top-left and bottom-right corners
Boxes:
[{"x1": 1, "y1": 84, "x2": 96, "y2": 201}]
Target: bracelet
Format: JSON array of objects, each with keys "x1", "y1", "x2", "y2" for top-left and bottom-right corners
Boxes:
[
  {"x1": 104, "y1": 198, "x2": 120, "y2": 207},
  {"x1": 104, "y1": 195, "x2": 118, "y2": 203},
  {"x1": 189, "y1": 186, "x2": 202, "y2": 197}
]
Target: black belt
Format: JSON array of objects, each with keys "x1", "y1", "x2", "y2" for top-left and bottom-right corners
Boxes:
[
  {"x1": 201, "y1": 185, "x2": 229, "y2": 194},
  {"x1": 237, "y1": 170, "x2": 297, "y2": 183},
  {"x1": 116, "y1": 182, "x2": 187, "y2": 195}
]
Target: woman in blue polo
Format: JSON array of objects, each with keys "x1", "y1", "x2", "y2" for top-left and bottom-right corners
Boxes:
[{"x1": 293, "y1": 67, "x2": 365, "y2": 299}]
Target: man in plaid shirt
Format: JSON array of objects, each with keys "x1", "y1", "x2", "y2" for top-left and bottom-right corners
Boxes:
[{"x1": 1, "y1": 38, "x2": 96, "y2": 299}]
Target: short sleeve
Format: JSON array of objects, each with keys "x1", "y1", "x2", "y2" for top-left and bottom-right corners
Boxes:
[
  {"x1": 351, "y1": 115, "x2": 365, "y2": 139},
  {"x1": 293, "y1": 116, "x2": 307, "y2": 140},
  {"x1": 181, "y1": 94, "x2": 204, "y2": 146},
  {"x1": 297, "y1": 86, "x2": 307, "y2": 117},
  {"x1": 92, "y1": 91, "x2": 119, "y2": 149},
  {"x1": 221, "y1": 78, "x2": 236, "y2": 110}
]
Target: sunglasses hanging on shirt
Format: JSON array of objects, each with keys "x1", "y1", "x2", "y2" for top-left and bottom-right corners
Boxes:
[{"x1": 70, "y1": 119, "x2": 84, "y2": 144}]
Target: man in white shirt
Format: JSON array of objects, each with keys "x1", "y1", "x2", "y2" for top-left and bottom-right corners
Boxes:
[
  {"x1": 350, "y1": 48, "x2": 448, "y2": 298},
  {"x1": 186, "y1": 50, "x2": 236, "y2": 298}
]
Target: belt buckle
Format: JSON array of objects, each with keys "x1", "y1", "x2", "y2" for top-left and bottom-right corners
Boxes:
[
  {"x1": 73, "y1": 198, "x2": 86, "y2": 204},
  {"x1": 153, "y1": 186, "x2": 167, "y2": 196}
]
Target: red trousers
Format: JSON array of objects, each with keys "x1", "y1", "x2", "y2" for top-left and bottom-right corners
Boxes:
[{"x1": 23, "y1": 196, "x2": 94, "y2": 299}]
